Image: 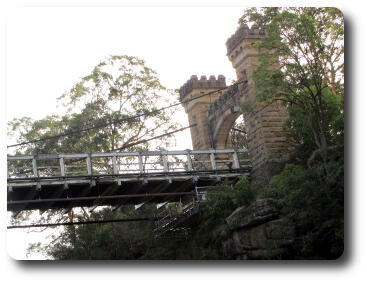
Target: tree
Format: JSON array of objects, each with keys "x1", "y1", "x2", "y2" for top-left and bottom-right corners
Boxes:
[
  {"x1": 8, "y1": 55, "x2": 180, "y2": 155},
  {"x1": 241, "y1": 8, "x2": 344, "y2": 259},
  {"x1": 241, "y1": 8, "x2": 344, "y2": 167},
  {"x1": 228, "y1": 115, "x2": 248, "y2": 149},
  {"x1": 8, "y1": 55, "x2": 182, "y2": 258},
  {"x1": 41, "y1": 206, "x2": 157, "y2": 260},
  {"x1": 260, "y1": 161, "x2": 344, "y2": 259}
]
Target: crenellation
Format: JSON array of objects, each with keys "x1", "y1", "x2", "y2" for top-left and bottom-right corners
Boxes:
[
  {"x1": 179, "y1": 74, "x2": 227, "y2": 101},
  {"x1": 179, "y1": 22, "x2": 292, "y2": 185},
  {"x1": 226, "y1": 23, "x2": 266, "y2": 55}
]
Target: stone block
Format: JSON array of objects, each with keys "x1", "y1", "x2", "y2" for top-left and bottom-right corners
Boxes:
[
  {"x1": 265, "y1": 218, "x2": 295, "y2": 241},
  {"x1": 226, "y1": 198, "x2": 280, "y2": 230},
  {"x1": 223, "y1": 216, "x2": 295, "y2": 260},
  {"x1": 222, "y1": 237, "x2": 242, "y2": 259}
]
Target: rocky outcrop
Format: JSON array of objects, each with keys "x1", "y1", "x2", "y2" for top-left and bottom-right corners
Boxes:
[
  {"x1": 222, "y1": 198, "x2": 295, "y2": 259},
  {"x1": 226, "y1": 198, "x2": 280, "y2": 230}
]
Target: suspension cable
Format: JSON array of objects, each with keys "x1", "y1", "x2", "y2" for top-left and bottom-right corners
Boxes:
[
  {"x1": 7, "y1": 217, "x2": 161, "y2": 229},
  {"x1": 107, "y1": 124, "x2": 196, "y2": 152},
  {"x1": 7, "y1": 80, "x2": 246, "y2": 148}
]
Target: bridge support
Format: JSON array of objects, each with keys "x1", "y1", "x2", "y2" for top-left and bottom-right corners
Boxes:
[
  {"x1": 226, "y1": 23, "x2": 293, "y2": 186},
  {"x1": 179, "y1": 75, "x2": 226, "y2": 150},
  {"x1": 179, "y1": 75, "x2": 235, "y2": 169},
  {"x1": 179, "y1": 24, "x2": 293, "y2": 187}
]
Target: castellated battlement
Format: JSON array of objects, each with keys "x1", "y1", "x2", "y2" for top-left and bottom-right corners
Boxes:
[
  {"x1": 226, "y1": 23, "x2": 266, "y2": 55},
  {"x1": 179, "y1": 75, "x2": 226, "y2": 101}
]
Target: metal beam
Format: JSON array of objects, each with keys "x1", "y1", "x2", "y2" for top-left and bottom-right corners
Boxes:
[
  {"x1": 89, "y1": 182, "x2": 120, "y2": 211},
  {"x1": 39, "y1": 185, "x2": 65, "y2": 214},
  {"x1": 7, "y1": 191, "x2": 195, "y2": 206},
  {"x1": 7, "y1": 217, "x2": 160, "y2": 229}
]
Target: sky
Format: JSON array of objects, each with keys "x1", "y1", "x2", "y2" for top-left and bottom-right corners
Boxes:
[
  {"x1": 1, "y1": 0, "x2": 367, "y2": 282},
  {"x1": 5, "y1": 6, "x2": 241, "y2": 121}
]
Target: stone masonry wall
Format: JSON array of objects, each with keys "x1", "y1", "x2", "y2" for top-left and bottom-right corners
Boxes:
[
  {"x1": 178, "y1": 24, "x2": 293, "y2": 184},
  {"x1": 227, "y1": 24, "x2": 293, "y2": 185},
  {"x1": 179, "y1": 75, "x2": 227, "y2": 150}
]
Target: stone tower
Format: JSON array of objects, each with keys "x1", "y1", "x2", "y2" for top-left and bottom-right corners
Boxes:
[
  {"x1": 179, "y1": 23, "x2": 293, "y2": 185},
  {"x1": 179, "y1": 75, "x2": 226, "y2": 150},
  {"x1": 226, "y1": 23, "x2": 292, "y2": 184}
]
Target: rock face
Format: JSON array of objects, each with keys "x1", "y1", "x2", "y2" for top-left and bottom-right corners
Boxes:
[
  {"x1": 226, "y1": 198, "x2": 280, "y2": 230},
  {"x1": 222, "y1": 198, "x2": 295, "y2": 259}
]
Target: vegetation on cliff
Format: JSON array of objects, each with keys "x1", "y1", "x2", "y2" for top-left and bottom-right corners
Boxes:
[{"x1": 21, "y1": 7, "x2": 344, "y2": 260}]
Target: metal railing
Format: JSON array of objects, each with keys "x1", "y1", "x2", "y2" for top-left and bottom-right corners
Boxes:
[{"x1": 7, "y1": 148, "x2": 250, "y2": 180}]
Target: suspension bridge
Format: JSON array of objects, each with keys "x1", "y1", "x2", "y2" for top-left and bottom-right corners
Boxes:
[
  {"x1": 7, "y1": 23, "x2": 292, "y2": 237},
  {"x1": 7, "y1": 148, "x2": 250, "y2": 213}
]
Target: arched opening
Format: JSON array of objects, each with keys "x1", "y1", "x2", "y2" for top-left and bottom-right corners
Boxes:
[
  {"x1": 213, "y1": 109, "x2": 248, "y2": 150},
  {"x1": 212, "y1": 113, "x2": 249, "y2": 169},
  {"x1": 228, "y1": 115, "x2": 249, "y2": 162},
  {"x1": 228, "y1": 115, "x2": 248, "y2": 149}
]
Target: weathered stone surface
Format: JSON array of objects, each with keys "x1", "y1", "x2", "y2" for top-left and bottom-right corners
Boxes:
[
  {"x1": 179, "y1": 22, "x2": 294, "y2": 186},
  {"x1": 222, "y1": 237, "x2": 242, "y2": 259},
  {"x1": 226, "y1": 198, "x2": 280, "y2": 230},
  {"x1": 222, "y1": 214, "x2": 295, "y2": 260},
  {"x1": 232, "y1": 218, "x2": 294, "y2": 250},
  {"x1": 251, "y1": 161, "x2": 286, "y2": 188},
  {"x1": 179, "y1": 75, "x2": 226, "y2": 100},
  {"x1": 221, "y1": 198, "x2": 295, "y2": 259}
]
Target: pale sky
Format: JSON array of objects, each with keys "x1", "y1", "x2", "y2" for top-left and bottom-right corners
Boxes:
[
  {"x1": 5, "y1": 6, "x2": 242, "y2": 121},
  {"x1": 2, "y1": 1, "x2": 367, "y2": 282}
]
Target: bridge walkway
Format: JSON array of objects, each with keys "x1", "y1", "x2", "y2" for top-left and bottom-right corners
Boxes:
[{"x1": 7, "y1": 148, "x2": 250, "y2": 212}]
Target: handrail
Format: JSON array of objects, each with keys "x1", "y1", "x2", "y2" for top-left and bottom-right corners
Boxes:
[
  {"x1": 7, "y1": 148, "x2": 248, "y2": 160},
  {"x1": 7, "y1": 148, "x2": 250, "y2": 179}
]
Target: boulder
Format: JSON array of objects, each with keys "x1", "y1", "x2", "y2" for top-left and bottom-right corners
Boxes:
[
  {"x1": 222, "y1": 199, "x2": 295, "y2": 260},
  {"x1": 226, "y1": 198, "x2": 280, "y2": 230}
]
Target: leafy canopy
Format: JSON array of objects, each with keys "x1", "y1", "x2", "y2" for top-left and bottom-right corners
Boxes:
[
  {"x1": 8, "y1": 55, "x2": 181, "y2": 249},
  {"x1": 8, "y1": 55, "x2": 180, "y2": 155},
  {"x1": 241, "y1": 8, "x2": 344, "y2": 159}
]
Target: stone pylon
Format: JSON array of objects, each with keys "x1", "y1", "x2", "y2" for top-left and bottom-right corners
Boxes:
[
  {"x1": 179, "y1": 23, "x2": 293, "y2": 185},
  {"x1": 226, "y1": 23, "x2": 293, "y2": 185},
  {"x1": 179, "y1": 75, "x2": 227, "y2": 150}
]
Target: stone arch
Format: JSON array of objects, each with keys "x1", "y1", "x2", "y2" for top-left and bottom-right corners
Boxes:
[
  {"x1": 178, "y1": 23, "x2": 293, "y2": 185},
  {"x1": 212, "y1": 106, "x2": 242, "y2": 149}
]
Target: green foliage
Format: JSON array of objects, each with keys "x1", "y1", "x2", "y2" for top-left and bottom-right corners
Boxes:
[
  {"x1": 256, "y1": 68, "x2": 344, "y2": 259},
  {"x1": 225, "y1": 8, "x2": 344, "y2": 259},
  {"x1": 259, "y1": 148, "x2": 344, "y2": 259},
  {"x1": 140, "y1": 177, "x2": 256, "y2": 260},
  {"x1": 18, "y1": 9, "x2": 344, "y2": 260},
  {"x1": 244, "y1": 8, "x2": 344, "y2": 159},
  {"x1": 8, "y1": 55, "x2": 180, "y2": 155},
  {"x1": 228, "y1": 115, "x2": 249, "y2": 150},
  {"x1": 182, "y1": 177, "x2": 254, "y2": 259},
  {"x1": 9, "y1": 55, "x2": 181, "y2": 254},
  {"x1": 201, "y1": 177, "x2": 254, "y2": 224},
  {"x1": 240, "y1": 101, "x2": 255, "y2": 113},
  {"x1": 286, "y1": 87, "x2": 344, "y2": 161},
  {"x1": 44, "y1": 206, "x2": 157, "y2": 260}
]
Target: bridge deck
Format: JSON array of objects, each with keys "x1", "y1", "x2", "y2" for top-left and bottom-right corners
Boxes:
[{"x1": 7, "y1": 149, "x2": 250, "y2": 212}]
